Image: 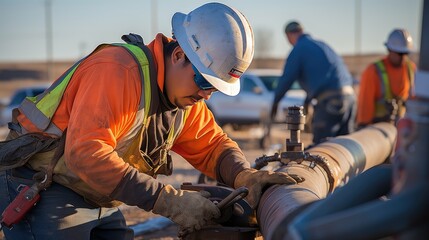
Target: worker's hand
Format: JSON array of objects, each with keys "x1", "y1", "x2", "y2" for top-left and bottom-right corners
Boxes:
[
  {"x1": 234, "y1": 168, "x2": 304, "y2": 209},
  {"x1": 271, "y1": 102, "x2": 279, "y2": 120},
  {"x1": 152, "y1": 184, "x2": 221, "y2": 234}
]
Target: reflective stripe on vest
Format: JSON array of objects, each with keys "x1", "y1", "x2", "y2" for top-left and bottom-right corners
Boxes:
[
  {"x1": 19, "y1": 44, "x2": 152, "y2": 136},
  {"x1": 19, "y1": 60, "x2": 82, "y2": 135},
  {"x1": 17, "y1": 42, "x2": 191, "y2": 207},
  {"x1": 17, "y1": 43, "x2": 155, "y2": 207},
  {"x1": 374, "y1": 61, "x2": 393, "y2": 100},
  {"x1": 406, "y1": 60, "x2": 415, "y2": 97},
  {"x1": 374, "y1": 60, "x2": 415, "y2": 101}
]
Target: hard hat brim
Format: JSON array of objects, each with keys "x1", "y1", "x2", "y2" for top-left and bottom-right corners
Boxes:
[
  {"x1": 172, "y1": 12, "x2": 241, "y2": 96},
  {"x1": 385, "y1": 43, "x2": 411, "y2": 54}
]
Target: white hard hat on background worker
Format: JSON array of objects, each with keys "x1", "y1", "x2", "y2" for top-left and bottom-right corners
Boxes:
[
  {"x1": 172, "y1": 2, "x2": 255, "y2": 96},
  {"x1": 384, "y1": 28, "x2": 413, "y2": 54}
]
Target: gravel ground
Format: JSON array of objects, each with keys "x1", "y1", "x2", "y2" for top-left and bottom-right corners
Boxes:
[{"x1": 0, "y1": 123, "x2": 313, "y2": 240}]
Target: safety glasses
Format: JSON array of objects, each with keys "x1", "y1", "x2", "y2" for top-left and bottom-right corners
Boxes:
[
  {"x1": 192, "y1": 65, "x2": 217, "y2": 91},
  {"x1": 392, "y1": 51, "x2": 408, "y2": 56}
]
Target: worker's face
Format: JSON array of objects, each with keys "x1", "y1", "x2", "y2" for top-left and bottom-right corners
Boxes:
[
  {"x1": 165, "y1": 47, "x2": 217, "y2": 109},
  {"x1": 285, "y1": 32, "x2": 300, "y2": 46},
  {"x1": 286, "y1": 32, "x2": 295, "y2": 45},
  {"x1": 388, "y1": 50, "x2": 407, "y2": 67}
]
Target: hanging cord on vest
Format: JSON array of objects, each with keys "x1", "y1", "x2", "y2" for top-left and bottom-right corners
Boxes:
[
  {"x1": 32, "y1": 128, "x2": 67, "y2": 190},
  {"x1": 141, "y1": 112, "x2": 179, "y2": 176}
]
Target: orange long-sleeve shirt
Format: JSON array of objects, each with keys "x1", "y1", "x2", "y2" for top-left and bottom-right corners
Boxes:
[
  {"x1": 357, "y1": 57, "x2": 416, "y2": 126},
  {"x1": 17, "y1": 34, "x2": 249, "y2": 210}
]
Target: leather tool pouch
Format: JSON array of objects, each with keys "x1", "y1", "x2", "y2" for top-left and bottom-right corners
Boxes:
[{"x1": 0, "y1": 132, "x2": 59, "y2": 171}]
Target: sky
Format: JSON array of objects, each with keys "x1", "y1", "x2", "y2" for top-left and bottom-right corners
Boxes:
[{"x1": 0, "y1": 0, "x2": 423, "y2": 62}]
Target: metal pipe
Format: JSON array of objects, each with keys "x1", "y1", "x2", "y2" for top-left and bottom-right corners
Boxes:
[
  {"x1": 285, "y1": 165, "x2": 429, "y2": 240},
  {"x1": 278, "y1": 97, "x2": 429, "y2": 240},
  {"x1": 256, "y1": 122, "x2": 397, "y2": 240}
]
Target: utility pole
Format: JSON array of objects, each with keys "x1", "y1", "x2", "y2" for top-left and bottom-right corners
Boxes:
[
  {"x1": 354, "y1": 0, "x2": 362, "y2": 79},
  {"x1": 355, "y1": 0, "x2": 362, "y2": 55},
  {"x1": 45, "y1": 0, "x2": 53, "y2": 81},
  {"x1": 151, "y1": 0, "x2": 158, "y2": 38}
]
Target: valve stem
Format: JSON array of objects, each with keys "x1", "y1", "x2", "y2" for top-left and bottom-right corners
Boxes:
[{"x1": 285, "y1": 106, "x2": 306, "y2": 152}]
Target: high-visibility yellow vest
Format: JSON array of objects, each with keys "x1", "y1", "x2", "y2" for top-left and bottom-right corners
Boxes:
[
  {"x1": 373, "y1": 60, "x2": 414, "y2": 123},
  {"x1": 14, "y1": 40, "x2": 187, "y2": 207},
  {"x1": 19, "y1": 43, "x2": 153, "y2": 135}
]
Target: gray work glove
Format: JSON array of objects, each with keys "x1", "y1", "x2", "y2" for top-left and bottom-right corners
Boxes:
[
  {"x1": 234, "y1": 168, "x2": 304, "y2": 209},
  {"x1": 152, "y1": 184, "x2": 221, "y2": 233}
]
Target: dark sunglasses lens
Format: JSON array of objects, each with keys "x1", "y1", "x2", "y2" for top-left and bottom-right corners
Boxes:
[{"x1": 192, "y1": 65, "x2": 215, "y2": 90}]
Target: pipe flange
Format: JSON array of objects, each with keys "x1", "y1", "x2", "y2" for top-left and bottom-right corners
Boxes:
[
  {"x1": 254, "y1": 151, "x2": 336, "y2": 192},
  {"x1": 302, "y1": 152, "x2": 336, "y2": 192}
]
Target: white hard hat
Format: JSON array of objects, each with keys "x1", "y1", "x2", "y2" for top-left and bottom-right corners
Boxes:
[
  {"x1": 172, "y1": 2, "x2": 254, "y2": 96},
  {"x1": 384, "y1": 29, "x2": 413, "y2": 54}
]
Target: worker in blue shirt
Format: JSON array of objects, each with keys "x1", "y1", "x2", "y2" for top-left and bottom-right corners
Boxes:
[{"x1": 271, "y1": 21, "x2": 356, "y2": 145}]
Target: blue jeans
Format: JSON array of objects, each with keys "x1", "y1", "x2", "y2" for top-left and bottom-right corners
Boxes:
[
  {"x1": 0, "y1": 166, "x2": 134, "y2": 240},
  {"x1": 312, "y1": 93, "x2": 356, "y2": 144}
]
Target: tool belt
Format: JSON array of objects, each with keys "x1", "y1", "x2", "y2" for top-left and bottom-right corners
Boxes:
[{"x1": 316, "y1": 86, "x2": 354, "y2": 102}]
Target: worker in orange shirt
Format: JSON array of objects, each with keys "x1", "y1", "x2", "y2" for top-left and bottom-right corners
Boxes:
[
  {"x1": 357, "y1": 29, "x2": 417, "y2": 128},
  {"x1": 0, "y1": 3, "x2": 303, "y2": 239}
]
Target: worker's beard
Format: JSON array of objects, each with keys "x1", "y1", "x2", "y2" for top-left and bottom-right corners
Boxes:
[{"x1": 176, "y1": 95, "x2": 203, "y2": 110}]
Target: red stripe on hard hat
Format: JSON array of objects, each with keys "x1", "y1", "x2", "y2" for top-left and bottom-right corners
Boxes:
[
  {"x1": 228, "y1": 72, "x2": 240, "y2": 78},
  {"x1": 228, "y1": 68, "x2": 243, "y2": 78}
]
